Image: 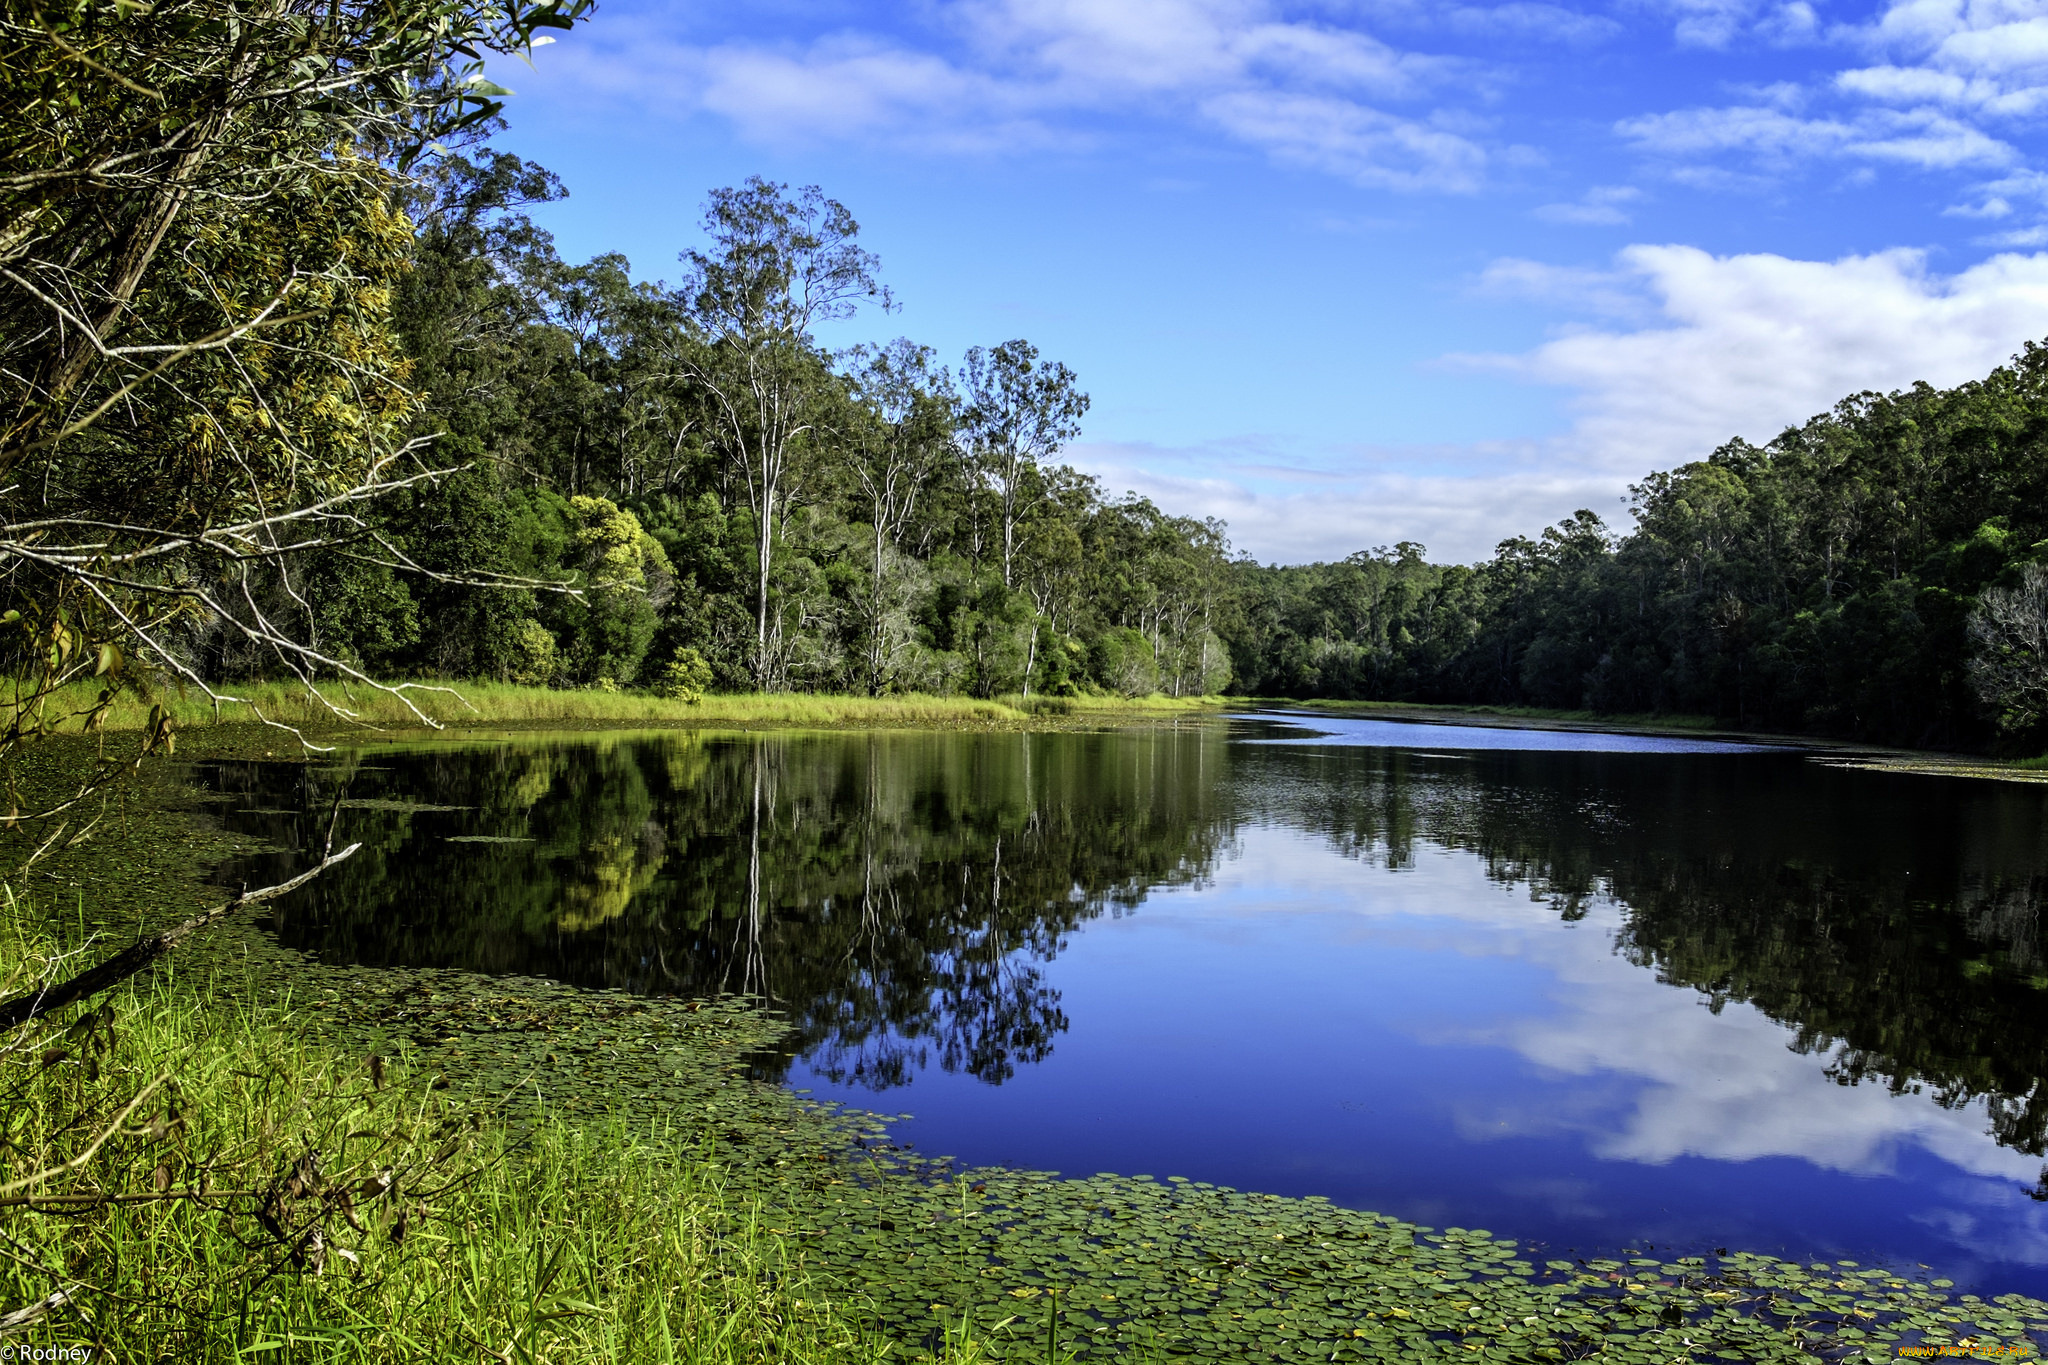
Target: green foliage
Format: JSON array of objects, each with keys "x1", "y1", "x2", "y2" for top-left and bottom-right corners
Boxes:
[
  {"x1": 0, "y1": 930, "x2": 976, "y2": 1362},
  {"x1": 656, "y1": 647, "x2": 715, "y2": 701},
  {"x1": 507, "y1": 619, "x2": 562, "y2": 686},
  {"x1": 1091, "y1": 627, "x2": 1160, "y2": 698},
  {"x1": 1226, "y1": 345, "x2": 2048, "y2": 750}
]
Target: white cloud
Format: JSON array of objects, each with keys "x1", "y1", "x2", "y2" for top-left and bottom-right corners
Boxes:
[
  {"x1": 1619, "y1": 103, "x2": 2015, "y2": 169},
  {"x1": 1638, "y1": 0, "x2": 1820, "y2": 48},
  {"x1": 1532, "y1": 184, "x2": 1642, "y2": 225},
  {"x1": 1621, "y1": 0, "x2": 2048, "y2": 216},
  {"x1": 1201, "y1": 90, "x2": 1487, "y2": 190},
  {"x1": 1082, "y1": 245, "x2": 2048, "y2": 564},
  {"x1": 1069, "y1": 441, "x2": 1617, "y2": 562},
  {"x1": 521, "y1": 0, "x2": 1490, "y2": 192},
  {"x1": 1469, "y1": 244, "x2": 2048, "y2": 476}
]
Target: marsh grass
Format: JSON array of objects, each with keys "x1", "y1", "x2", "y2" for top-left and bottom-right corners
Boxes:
[
  {"x1": 25, "y1": 680, "x2": 1224, "y2": 743},
  {"x1": 0, "y1": 911, "x2": 984, "y2": 1363}
]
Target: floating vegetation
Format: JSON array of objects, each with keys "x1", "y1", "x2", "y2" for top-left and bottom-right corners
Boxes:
[
  {"x1": 789, "y1": 1166, "x2": 2048, "y2": 1362},
  {"x1": 444, "y1": 835, "x2": 533, "y2": 844},
  {"x1": 231, "y1": 950, "x2": 2048, "y2": 1364},
  {"x1": 337, "y1": 798, "x2": 475, "y2": 812}
]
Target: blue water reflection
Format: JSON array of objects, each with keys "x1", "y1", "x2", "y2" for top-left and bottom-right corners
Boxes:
[
  {"x1": 208, "y1": 713, "x2": 2048, "y2": 1298},
  {"x1": 794, "y1": 825, "x2": 2048, "y2": 1291},
  {"x1": 1240, "y1": 712, "x2": 1791, "y2": 753}
]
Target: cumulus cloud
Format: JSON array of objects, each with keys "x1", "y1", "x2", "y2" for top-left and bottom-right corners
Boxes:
[
  {"x1": 1622, "y1": 0, "x2": 2048, "y2": 229},
  {"x1": 1067, "y1": 440, "x2": 1617, "y2": 563},
  {"x1": 1080, "y1": 245, "x2": 2048, "y2": 565},
  {"x1": 1466, "y1": 244, "x2": 2048, "y2": 477},
  {"x1": 520, "y1": 0, "x2": 1490, "y2": 191}
]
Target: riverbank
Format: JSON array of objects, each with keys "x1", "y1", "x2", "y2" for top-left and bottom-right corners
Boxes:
[{"x1": 34, "y1": 679, "x2": 1225, "y2": 745}]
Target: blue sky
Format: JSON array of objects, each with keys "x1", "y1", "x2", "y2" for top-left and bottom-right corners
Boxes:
[{"x1": 487, "y1": 0, "x2": 2048, "y2": 563}]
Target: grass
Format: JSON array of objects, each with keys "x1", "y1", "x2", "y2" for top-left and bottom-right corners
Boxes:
[
  {"x1": 15, "y1": 679, "x2": 1225, "y2": 743},
  {"x1": 0, "y1": 904, "x2": 988, "y2": 1363}
]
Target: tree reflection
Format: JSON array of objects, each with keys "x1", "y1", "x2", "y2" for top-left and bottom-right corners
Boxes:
[
  {"x1": 1231, "y1": 743, "x2": 2048, "y2": 1156},
  {"x1": 214, "y1": 727, "x2": 2048, "y2": 1145},
  {"x1": 214, "y1": 726, "x2": 1230, "y2": 1088}
]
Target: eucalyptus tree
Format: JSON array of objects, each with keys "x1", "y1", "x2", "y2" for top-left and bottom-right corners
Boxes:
[
  {"x1": 1015, "y1": 466, "x2": 1097, "y2": 696},
  {"x1": 840, "y1": 340, "x2": 956, "y2": 695},
  {"x1": 675, "y1": 179, "x2": 891, "y2": 688},
  {"x1": 1969, "y1": 563, "x2": 2048, "y2": 739},
  {"x1": 0, "y1": 0, "x2": 590, "y2": 812},
  {"x1": 960, "y1": 340, "x2": 1089, "y2": 588}
]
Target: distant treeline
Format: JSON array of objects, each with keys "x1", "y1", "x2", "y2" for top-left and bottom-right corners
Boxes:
[
  {"x1": 1226, "y1": 346, "x2": 2048, "y2": 753},
  {"x1": 207, "y1": 139, "x2": 2048, "y2": 753}
]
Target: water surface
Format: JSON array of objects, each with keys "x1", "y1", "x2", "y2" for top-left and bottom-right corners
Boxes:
[{"x1": 208, "y1": 714, "x2": 2048, "y2": 1295}]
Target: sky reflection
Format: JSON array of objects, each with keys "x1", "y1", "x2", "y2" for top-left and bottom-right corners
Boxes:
[{"x1": 794, "y1": 822, "x2": 2048, "y2": 1294}]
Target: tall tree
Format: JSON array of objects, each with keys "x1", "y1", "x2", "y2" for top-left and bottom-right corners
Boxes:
[
  {"x1": 960, "y1": 340, "x2": 1089, "y2": 589},
  {"x1": 676, "y1": 179, "x2": 890, "y2": 688},
  {"x1": 840, "y1": 340, "x2": 956, "y2": 695}
]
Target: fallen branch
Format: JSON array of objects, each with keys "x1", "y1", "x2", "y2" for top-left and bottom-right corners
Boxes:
[
  {"x1": 0, "y1": 842, "x2": 362, "y2": 1031},
  {"x1": 0, "y1": 1285, "x2": 77, "y2": 1337}
]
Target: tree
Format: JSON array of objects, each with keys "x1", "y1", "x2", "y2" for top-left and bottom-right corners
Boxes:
[
  {"x1": 675, "y1": 179, "x2": 891, "y2": 689},
  {"x1": 0, "y1": 0, "x2": 590, "y2": 812},
  {"x1": 1969, "y1": 563, "x2": 2048, "y2": 740},
  {"x1": 960, "y1": 340, "x2": 1089, "y2": 589},
  {"x1": 840, "y1": 340, "x2": 955, "y2": 695}
]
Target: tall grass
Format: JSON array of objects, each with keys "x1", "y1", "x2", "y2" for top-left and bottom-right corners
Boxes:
[
  {"x1": 25, "y1": 680, "x2": 1224, "y2": 739},
  {"x1": 0, "y1": 911, "x2": 983, "y2": 1363}
]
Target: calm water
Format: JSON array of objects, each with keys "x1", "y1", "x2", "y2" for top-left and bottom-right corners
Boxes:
[{"x1": 208, "y1": 714, "x2": 2048, "y2": 1295}]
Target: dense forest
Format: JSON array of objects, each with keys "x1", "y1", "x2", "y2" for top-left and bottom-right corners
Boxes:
[
  {"x1": 199, "y1": 132, "x2": 2048, "y2": 753},
  {"x1": 1228, "y1": 353, "x2": 2048, "y2": 752},
  {"x1": 233, "y1": 148, "x2": 1239, "y2": 705}
]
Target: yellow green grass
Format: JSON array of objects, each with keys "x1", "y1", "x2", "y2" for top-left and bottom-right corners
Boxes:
[{"x1": 17, "y1": 679, "x2": 1226, "y2": 741}]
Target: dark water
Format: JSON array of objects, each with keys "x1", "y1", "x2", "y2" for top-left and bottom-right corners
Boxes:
[{"x1": 207, "y1": 714, "x2": 2048, "y2": 1296}]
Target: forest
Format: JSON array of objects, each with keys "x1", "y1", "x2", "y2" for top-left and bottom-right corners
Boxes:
[
  {"x1": 199, "y1": 149, "x2": 1241, "y2": 705},
  {"x1": 295, "y1": 130, "x2": 2048, "y2": 755},
  {"x1": 1228, "y1": 351, "x2": 2048, "y2": 753},
  {"x1": 7, "y1": 0, "x2": 2048, "y2": 756},
  {"x1": 135, "y1": 138, "x2": 2048, "y2": 753}
]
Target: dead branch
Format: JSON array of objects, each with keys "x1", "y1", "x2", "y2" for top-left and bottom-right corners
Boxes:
[{"x1": 0, "y1": 841, "x2": 363, "y2": 1031}]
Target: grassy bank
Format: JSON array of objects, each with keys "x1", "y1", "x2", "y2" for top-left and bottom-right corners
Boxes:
[
  {"x1": 0, "y1": 909, "x2": 986, "y2": 1363},
  {"x1": 25, "y1": 679, "x2": 1225, "y2": 741}
]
